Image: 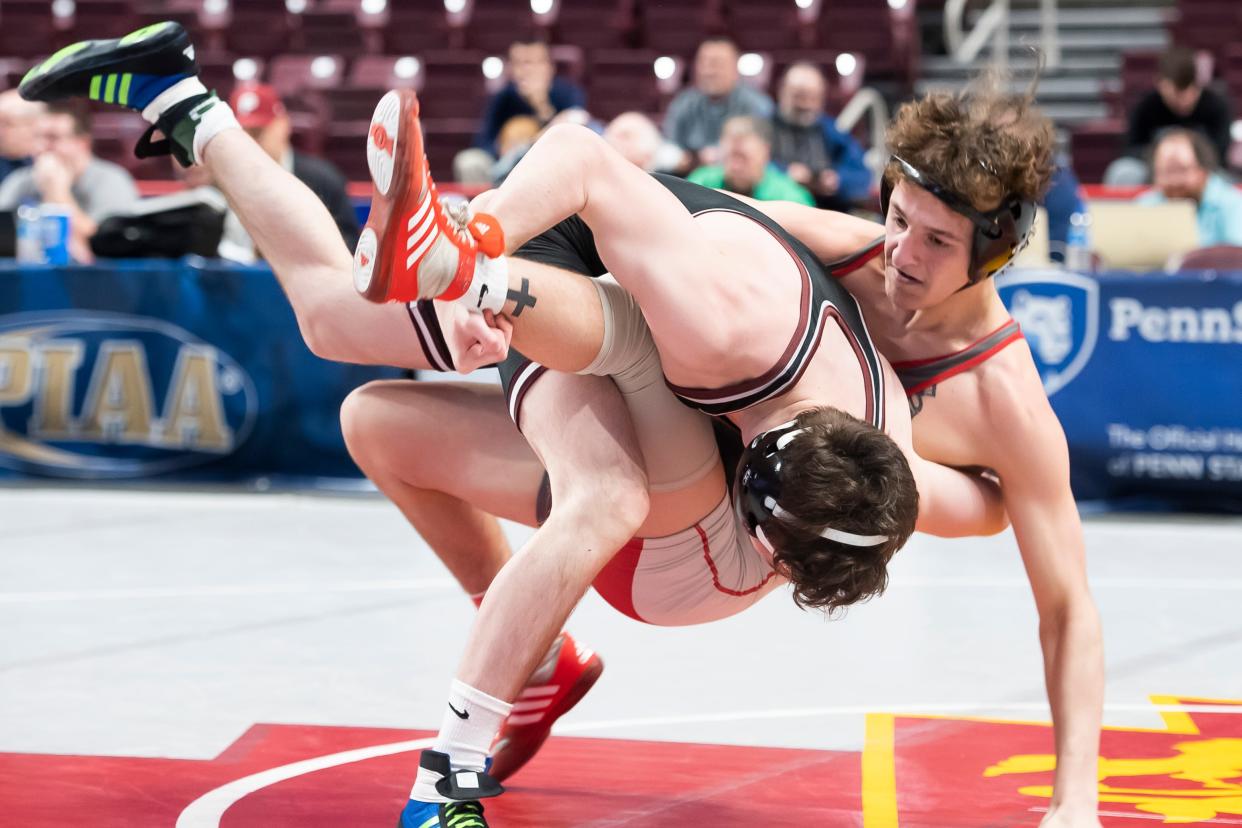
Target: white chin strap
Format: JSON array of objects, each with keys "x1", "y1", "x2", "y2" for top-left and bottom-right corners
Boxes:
[{"x1": 765, "y1": 498, "x2": 889, "y2": 548}]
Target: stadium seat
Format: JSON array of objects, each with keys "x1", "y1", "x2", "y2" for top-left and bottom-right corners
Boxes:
[
  {"x1": 298, "y1": 10, "x2": 370, "y2": 57},
  {"x1": 225, "y1": 9, "x2": 296, "y2": 58},
  {"x1": 382, "y1": 7, "x2": 457, "y2": 54},
  {"x1": 463, "y1": 0, "x2": 542, "y2": 53},
  {"x1": 267, "y1": 55, "x2": 346, "y2": 97},
  {"x1": 418, "y1": 52, "x2": 490, "y2": 120},
  {"x1": 65, "y1": 0, "x2": 142, "y2": 41},
  {"x1": 0, "y1": 3, "x2": 57, "y2": 57},
  {"x1": 551, "y1": 0, "x2": 634, "y2": 50},
  {"x1": 587, "y1": 50, "x2": 673, "y2": 122},
  {"x1": 637, "y1": 0, "x2": 724, "y2": 56}
]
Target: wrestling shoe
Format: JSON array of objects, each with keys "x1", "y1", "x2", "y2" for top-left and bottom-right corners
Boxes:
[
  {"x1": 489, "y1": 632, "x2": 604, "y2": 781},
  {"x1": 354, "y1": 89, "x2": 507, "y2": 309},
  {"x1": 398, "y1": 749, "x2": 501, "y2": 828},
  {"x1": 18, "y1": 21, "x2": 229, "y2": 168}
]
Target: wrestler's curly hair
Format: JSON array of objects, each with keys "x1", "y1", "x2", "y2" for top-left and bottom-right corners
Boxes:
[
  {"x1": 884, "y1": 67, "x2": 1056, "y2": 211},
  {"x1": 762, "y1": 407, "x2": 918, "y2": 615}
]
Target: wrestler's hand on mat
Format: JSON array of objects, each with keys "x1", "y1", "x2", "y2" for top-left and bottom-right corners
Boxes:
[{"x1": 438, "y1": 301, "x2": 513, "y2": 373}]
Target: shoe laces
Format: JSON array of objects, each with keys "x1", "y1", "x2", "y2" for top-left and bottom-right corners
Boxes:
[{"x1": 443, "y1": 800, "x2": 487, "y2": 828}]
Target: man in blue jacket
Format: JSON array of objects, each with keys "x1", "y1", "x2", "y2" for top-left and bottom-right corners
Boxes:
[
  {"x1": 474, "y1": 40, "x2": 586, "y2": 158},
  {"x1": 769, "y1": 62, "x2": 872, "y2": 212}
]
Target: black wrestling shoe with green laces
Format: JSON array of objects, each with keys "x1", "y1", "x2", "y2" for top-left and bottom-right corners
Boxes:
[
  {"x1": 18, "y1": 21, "x2": 227, "y2": 167},
  {"x1": 19, "y1": 21, "x2": 196, "y2": 109}
]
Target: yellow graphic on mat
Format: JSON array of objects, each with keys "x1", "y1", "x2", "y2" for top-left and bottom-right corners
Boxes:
[{"x1": 987, "y1": 735, "x2": 1242, "y2": 823}]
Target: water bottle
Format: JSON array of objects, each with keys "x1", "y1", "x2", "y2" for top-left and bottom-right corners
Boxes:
[
  {"x1": 15, "y1": 204, "x2": 44, "y2": 264},
  {"x1": 1064, "y1": 210, "x2": 1092, "y2": 273}
]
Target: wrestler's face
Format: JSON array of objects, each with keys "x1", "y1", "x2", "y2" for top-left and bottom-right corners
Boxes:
[{"x1": 883, "y1": 180, "x2": 974, "y2": 310}]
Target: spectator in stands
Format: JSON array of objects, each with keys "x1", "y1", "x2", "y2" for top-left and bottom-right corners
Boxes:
[
  {"x1": 0, "y1": 90, "x2": 45, "y2": 185},
  {"x1": 1041, "y1": 160, "x2": 1086, "y2": 264},
  {"x1": 664, "y1": 37, "x2": 774, "y2": 174},
  {"x1": 1105, "y1": 47, "x2": 1232, "y2": 185},
  {"x1": 457, "y1": 40, "x2": 587, "y2": 184},
  {"x1": 1138, "y1": 127, "x2": 1242, "y2": 246},
  {"x1": 687, "y1": 115, "x2": 813, "y2": 205},
  {"x1": 0, "y1": 101, "x2": 137, "y2": 262},
  {"x1": 476, "y1": 40, "x2": 586, "y2": 158},
  {"x1": 769, "y1": 62, "x2": 872, "y2": 212},
  {"x1": 226, "y1": 83, "x2": 359, "y2": 258},
  {"x1": 603, "y1": 112, "x2": 683, "y2": 173}
]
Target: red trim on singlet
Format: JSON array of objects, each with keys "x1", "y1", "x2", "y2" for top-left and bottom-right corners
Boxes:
[
  {"x1": 696, "y1": 524, "x2": 777, "y2": 598},
  {"x1": 591, "y1": 538, "x2": 646, "y2": 622},
  {"x1": 890, "y1": 320, "x2": 1017, "y2": 370},
  {"x1": 893, "y1": 324, "x2": 1025, "y2": 397},
  {"x1": 828, "y1": 237, "x2": 885, "y2": 278}
]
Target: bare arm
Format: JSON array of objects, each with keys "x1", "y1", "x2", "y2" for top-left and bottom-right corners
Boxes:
[
  {"x1": 909, "y1": 454, "x2": 1008, "y2": 537},
  {"x1": 990, "y1": 394, "x2": 1103, "y2": 825},
  {"x1": 200, "y1": 129, "x2": 431, "y2": 369},
  {"x1": 724, "y1": 192, "x2": 885, "y2": 263}
]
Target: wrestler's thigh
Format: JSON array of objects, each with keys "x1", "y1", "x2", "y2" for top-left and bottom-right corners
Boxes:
[
  {"x1": 341, "y1": 379, "x2": 546, "y2": 525},
  {"x1": 516, "y1": 371, "x2": 648, "y2": 523}
]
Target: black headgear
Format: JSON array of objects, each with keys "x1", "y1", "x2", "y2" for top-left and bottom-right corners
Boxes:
[
  {"x1": 733, "y1": 420, "x2": 889, "y2": 551},
  {"x1": 880, "y1": 155, "x2": 1037, "y2": 283}
]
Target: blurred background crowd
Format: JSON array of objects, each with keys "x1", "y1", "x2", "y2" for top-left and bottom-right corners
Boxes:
[{"x1": 0, "y1": 0, "x2": 1238, "y2": 270}]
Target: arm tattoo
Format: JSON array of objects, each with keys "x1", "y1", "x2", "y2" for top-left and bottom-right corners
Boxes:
[
  {"x1": 506, "y1": 277, "x2": 538, "y2": 317},
  {"x1": 908, "y1": 384, "x2": 938, "y2": 418}
]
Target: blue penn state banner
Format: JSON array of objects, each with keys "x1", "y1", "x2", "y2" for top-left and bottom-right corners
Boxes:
[
  {"x1": 998, "y1": 268, "x2": 1242, "y2": 509},
  {"x1": 0, "y1": 259, "x2": 402, "y2": 483}
]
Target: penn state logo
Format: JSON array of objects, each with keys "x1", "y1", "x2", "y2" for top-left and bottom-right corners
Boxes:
[
  {"x1": 0, "y1": 311, "x2": 257, "y2": 478},
  {"x1": 997, "y1": 269, "x2": 1098, "y2": 396}
]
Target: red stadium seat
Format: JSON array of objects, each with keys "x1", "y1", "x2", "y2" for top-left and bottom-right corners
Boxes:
[
  {"x1": 418, "y1": 52, "x2": 490, "y2": 120},
  {"x1": 1172, "y1": 245, "x2": 1242, "y2": 271},
  {"x1": 463, "y1": 0, "x2": 543, "y2": 54},
  {"x1": 65, "y1": 0, "x2": 142, "y2": 41},
  {"x1": 297, "y1": 10, "x2": 370, "y2": 57},
  {"x1": 224, "y1": 9, "x2": 296, "y2": 58},
  {"x1": 267, "y1": 54, "x2": 347, "y2": 96},
  {"x1": 587, "y1": 50, "x2": 675, "y2": 122},
  {"x1": 637, "y1": 0, "x2": 725, "y2": 56},
  {"x1": 383, "y1": 8, "x2": 457, "y2": 54},
  {"x1": 0, "y1": 4, "x2": 57, "y2": 57},
  {"x1": 551, "y1": 0, "x2": 634, "y2": 50}
]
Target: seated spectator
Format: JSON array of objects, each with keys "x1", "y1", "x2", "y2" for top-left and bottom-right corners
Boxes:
[
  {"x1": 476, "y1": 40, "x2": 586, "y2": 158},
  {"x1": 1105, "y1": 47, "x2": 1232, "y2": 185},
  {"x1": 603, "y1": 112, "x2": 683, "y2": 173},
  {"x1": 457, "y1": 40, "x2": 587, "y2": 183},
  {"x1": 664, "y1": 37, "x2": 774, "y2": 174},
  {"x1": 687, "y1": 115, "x2": 813, "y2": 205},
  {"x1": 0, "y1": 101, "x2": 137, "y2": 262},
  {"x1": 1041, "y1": 157, "x2": 1086, "y2": 264},
  {"x1": 770, "y1": 62, "x2": 871, "y2": 211},
  {"x1": 1137, "y1": 128, "x2": 1242, "y2": 247},
  {"x1": 0, "y1": 90, "x2": 45, "y2": 185},
  {"x1": 223, "y1": 84, "x2": 359, "y2": 260}
]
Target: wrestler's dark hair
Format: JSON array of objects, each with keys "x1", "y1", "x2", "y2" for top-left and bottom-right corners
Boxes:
[
  {"x1": 884, "y1": 67, "x2": 1055, "y2": 212},
  {"x1": 762, "y1": 407, "x2": 918, "y2": 615},
  {"x1": 1157, "y1": 47, "x2": 1197, "y2": 90}
]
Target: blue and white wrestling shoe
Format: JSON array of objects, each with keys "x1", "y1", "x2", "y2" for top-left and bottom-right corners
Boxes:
[{"x1": 398, "y1": 749, "x2": 502, "y2": 827}]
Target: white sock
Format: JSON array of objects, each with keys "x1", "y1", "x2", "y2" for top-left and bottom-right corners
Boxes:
[
  {"x1": 462, "y1": 254, "x2": 508, "y2": 315},
  {"x1": 140, "y1": 76, "x2": 208, "y2": 123},
  {"x1": 140, "y1": 76, "x2": 240, "y2": 166},
  {"x1": 409, "y1": 680, "x2": 512, "y2": 803}
]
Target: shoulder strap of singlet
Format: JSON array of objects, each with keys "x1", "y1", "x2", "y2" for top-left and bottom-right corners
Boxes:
[
  {"x1": 891, "y1": 319, "x2": 1024, "y2": 396},
  {"x1": 825, "y1": 236, "x2": 885, "y2": 278}
]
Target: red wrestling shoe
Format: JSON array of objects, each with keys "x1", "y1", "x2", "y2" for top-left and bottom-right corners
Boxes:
[
  {"x1": 353, "y1": 89, "x2": 505, "y2": 305},
  {"x1": 488, "y1": 633, "x2": 604, "y2": 782}
]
